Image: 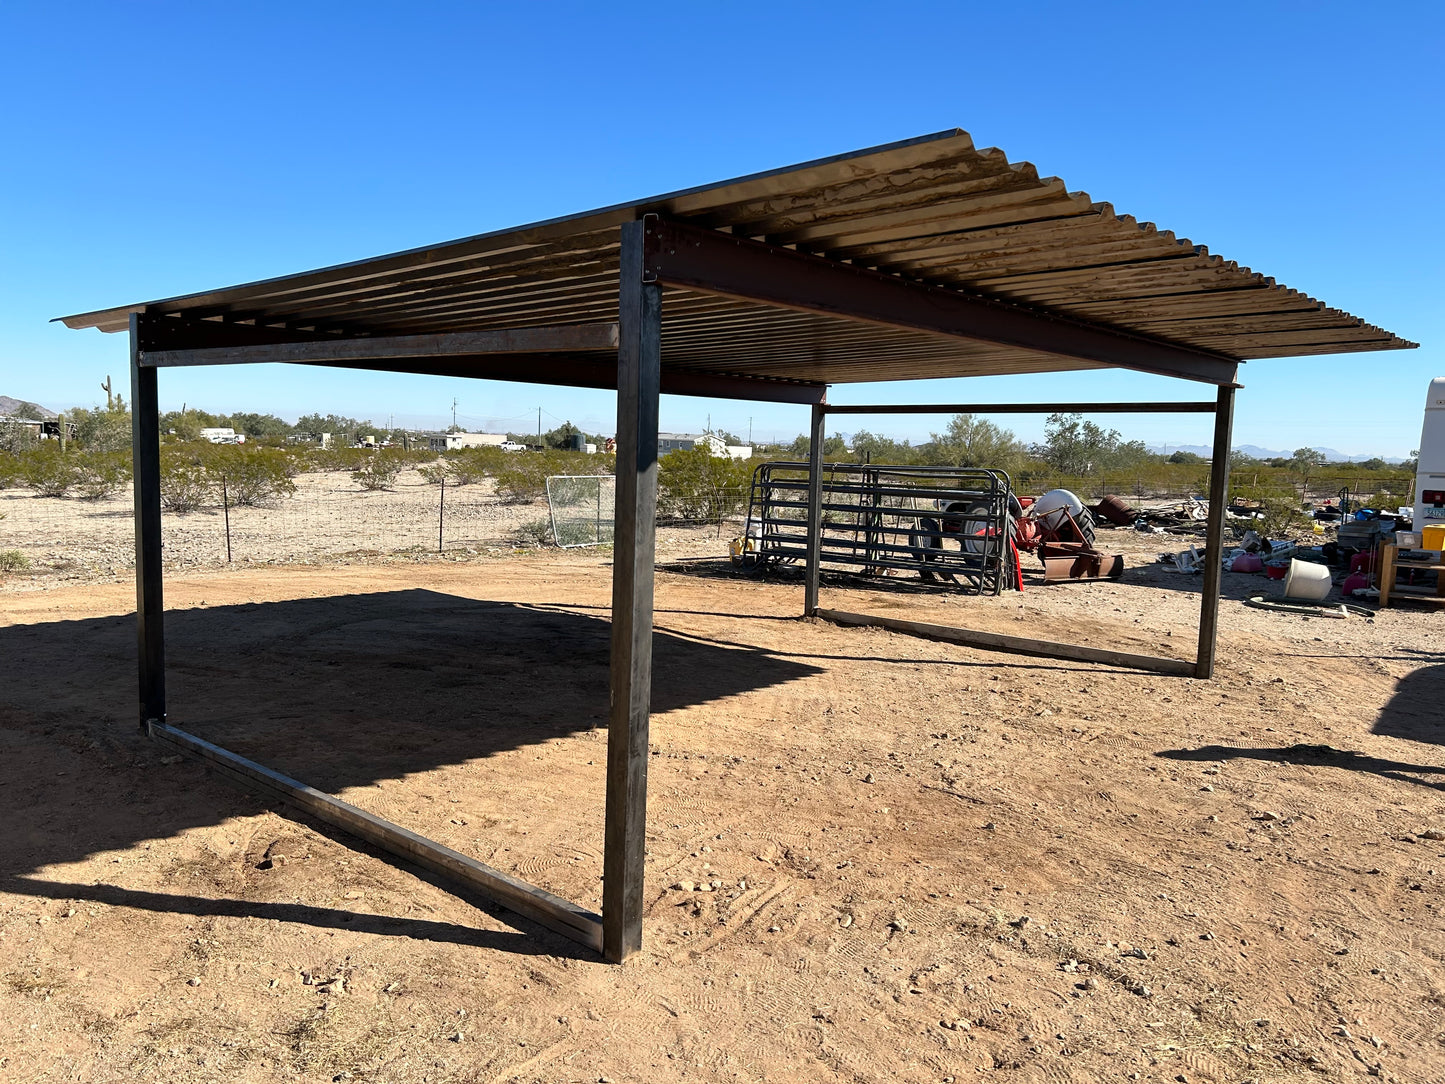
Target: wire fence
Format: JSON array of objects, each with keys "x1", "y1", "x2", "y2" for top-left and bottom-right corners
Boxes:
[
  {"x1": 0, "y1": 475, "x2": 562, "y2": 576},
  {"x1": 0, "y1": 466, "x2": 1416, "y2": 582}
]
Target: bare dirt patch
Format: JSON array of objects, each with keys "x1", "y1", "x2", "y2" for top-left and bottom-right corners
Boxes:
[{"x1": 1, "y1": 547, "x2": 1443, "y2": 1082}]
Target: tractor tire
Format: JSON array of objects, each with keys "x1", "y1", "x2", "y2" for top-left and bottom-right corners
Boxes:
[{"x1": 1076, "y1": 507, "x2": 1097, "y2": 548}]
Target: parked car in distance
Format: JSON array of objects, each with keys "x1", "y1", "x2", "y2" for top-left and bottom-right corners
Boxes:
[{"x1": 499, "y1": 440, "x2": 527, "y2": 452}]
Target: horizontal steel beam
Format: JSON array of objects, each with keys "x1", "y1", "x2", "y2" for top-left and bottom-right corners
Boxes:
[
  {"x1": 147, "y1": 721, "x2": 604, "y2": 953},
  {"x1": 290, "y1": 353, "x2": 824, "y2": 404},
  {"x1": 820, "y1": 400, "x2": 1220, "y2": 415},
  {"x1": 643, "y1": 217, "x2": 1240, "y2": 386},
  {"x1": 816, "y1": 608, "x2": 1195, "y2": 677},
  {"x1": 140, "y1": 324, "x2": 621, "y2": 367}
]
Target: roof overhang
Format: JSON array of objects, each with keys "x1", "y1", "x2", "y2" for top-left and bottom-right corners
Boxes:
[{"x1": 60, "y1": 129, "x2": 1414, "y2": 397}]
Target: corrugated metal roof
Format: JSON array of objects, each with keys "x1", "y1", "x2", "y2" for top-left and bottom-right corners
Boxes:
[{"x1": 59, "y1": 129, "x2": 1414, "y2": 386}]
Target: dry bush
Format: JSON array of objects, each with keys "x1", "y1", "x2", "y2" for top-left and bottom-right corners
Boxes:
[
  {"x1": 351, "y1": 449, "x2": 406, "y2": 491},
  {"x1": 447, "y1": 447, "x2": 507, "y2": 485},
  {"x1": 0, "y1": 451, "x2": 22, "y2": 489},
  {"x1": 656, "y1": 447, "x2": 754, "y2": 524},
  {"x1": 494, "y1": 449, "x2": 603, "y2": 503},
  {"x1": 74, "y1": 450, "x2": 133, "y2": 500},
  {"x1": 304, "y1": 446, "x2": 370, "y2": 473},
  {"x1": 513, "y1": 517, "x2": 553, "y2": 546},
  {"x1": 20, "y1": 444, "x2": 77, "y2": 497},
  {"x1": 205, "y1": 446, "x2": 297, "y2": 505},
  {"x1": 159, "y1": 450, "x2": 215, "y2": 512}
]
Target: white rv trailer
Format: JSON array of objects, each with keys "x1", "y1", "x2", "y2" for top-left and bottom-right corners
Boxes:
[{"x1": 1415, "y1": 377, "x2": 1445, "y2": 528}]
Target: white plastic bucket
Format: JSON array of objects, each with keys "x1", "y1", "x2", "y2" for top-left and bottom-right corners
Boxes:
[{"x1": 1282, "y1": 558, "x2": 1332, "y2": 602}]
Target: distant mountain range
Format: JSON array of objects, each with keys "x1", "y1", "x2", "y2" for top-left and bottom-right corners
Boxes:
[
  {"x1": 0, "y1": 395, "x2": 58, "y2": 420},
  {"x1": 1148, "y1": 443, "x2": 1408, "y2": 465}
]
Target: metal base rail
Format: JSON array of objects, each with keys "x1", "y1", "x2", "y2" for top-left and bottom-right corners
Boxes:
[
  {"x1": 815, "y1": 608, "x2": 1195, "y2": 677},
  {"x1": 146, "y1": 721, "x2": 605, "y2": 953}
]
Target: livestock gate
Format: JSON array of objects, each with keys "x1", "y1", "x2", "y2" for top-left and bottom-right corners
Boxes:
[{"x1": 740, "y1": 462, "x2": 1018, "y2": 593}]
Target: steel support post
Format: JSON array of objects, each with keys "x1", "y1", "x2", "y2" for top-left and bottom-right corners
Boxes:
[
  {"x1": 803, "y1": 403, "x2": 826, "y2": 616},
  {"x1": 603, "y1": 220, "x2": 661, "y2": 963},
  {"x1": 130, "y1": 314, "x2": 166, "y2": 728},
  {"x1": 1195, "y1": 384, "x2": 1236, "y2": 679}
]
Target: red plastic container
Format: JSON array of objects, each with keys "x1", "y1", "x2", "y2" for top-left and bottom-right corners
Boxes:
[{"x1": 1265, "y1": 563, "x2": 1288, "y2": 580}]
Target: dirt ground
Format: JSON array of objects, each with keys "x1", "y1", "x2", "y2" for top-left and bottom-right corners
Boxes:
[{"x1": 1, "y1": 534, "x2": 1443, "y2": 1082}]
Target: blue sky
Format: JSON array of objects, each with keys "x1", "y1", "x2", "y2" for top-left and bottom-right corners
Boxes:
[{"x1": 1, "y1": 2, "x2": 1440, "y2": 455}]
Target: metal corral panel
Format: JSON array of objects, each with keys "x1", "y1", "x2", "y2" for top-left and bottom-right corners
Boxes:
[{"x1": 59, "y1": 129, "x2": 1413, "y2": 384}]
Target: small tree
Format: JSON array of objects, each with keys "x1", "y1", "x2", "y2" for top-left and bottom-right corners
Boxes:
[
  {"x1": 1289, "y1": 447, "x2": 1328, "y2": 492},
  {"x1": 72, "y1": 399, "x2": 131, "y2": 452},
  {"x1": 929, "y1": 414, "x2": 1026, "y2": 473}
]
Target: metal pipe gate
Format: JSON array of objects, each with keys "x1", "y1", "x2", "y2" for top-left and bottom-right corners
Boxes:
[{"x1": 742, "y1": 461, "x2": 1017, "y2": 595}]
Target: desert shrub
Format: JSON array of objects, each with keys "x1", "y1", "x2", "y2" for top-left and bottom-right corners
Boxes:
[
  {"x1": 160, "y1": 450, "x2": 216, "y2": 512},
  {"x1": 493, "y1": 457, "x2": 553, "y2": 503},
  {"x1": 207, "y1": 446, "x2": 297, "y2": 505},
  {"x1": 513, "y1": 518, "x2": 553, "y2": 546},
  {"x1": 416, "y1": 462, "x2": 450, "y2": 486},
  {"x1": 0, "y1": 549, "x2": 30, "y2": 572},
  {"x1": 351, "y1": 449, "x2": 405, "y2": 491},
  {"x1": 0, "y1": 451, "x2": 21, "y2": 489},
  {"x1": 656, "y1": 448, "x2": 754, "y2": 523},
  {"x1": 0, "y1": 418, "x2": 39, "y2": 455},
  {"x1": 74, "y1": 450, "x2": 132, "y2": 500},
  {"x1": 446, "y1": 447, "x2": 507, "y2": 485},
  {"x1": 21, "y1": 444, "x2": 78, "y2": 497},
  {"x1": 494, "y1": 450, "x2": 606, "y2": 503},
  {"x1": 306, "y1": 446, "x2": 370, "y2": 473}
]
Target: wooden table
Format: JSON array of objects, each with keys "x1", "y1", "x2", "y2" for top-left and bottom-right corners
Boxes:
[{"x1": 1377, "y1": 542, "x2": 1445, "y2": 606}]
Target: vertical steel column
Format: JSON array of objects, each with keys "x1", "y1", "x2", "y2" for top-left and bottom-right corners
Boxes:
[
  {"x1": 603, "y1": 220, "x2": 661, "y2": 963},
  {"x1": 803, "y1": 402, "x2": 826, "y2": 616},
  {"x1": 130, "y1": 314, "x2": 166, "y2": 727},
  {"x1": 1195, "y1": 384, "x2": 1236, "y2": 679}
]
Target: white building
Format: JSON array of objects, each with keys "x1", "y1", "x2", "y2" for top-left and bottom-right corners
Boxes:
[
  {"x1": 200, "y1": 427, "x2": 244, "y2": 444},
  {"x1": 427, "y1": 432, "x2": 509, "y2": 452},
  {"x1": 657, "y1": 432, "x2": 752, "y2": 460}
]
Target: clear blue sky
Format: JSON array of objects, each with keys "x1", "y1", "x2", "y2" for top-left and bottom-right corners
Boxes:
[{"x1": 1, "y1": 2, "x2": 1439, "y2": 455}]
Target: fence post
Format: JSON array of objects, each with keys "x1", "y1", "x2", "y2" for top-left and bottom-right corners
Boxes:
[
  {"x1": 221, "y1": 474, "x2": 232, "y2": 563},
  {"x1": 438, "y1": 475, "x2": 445, "y2": 554}
]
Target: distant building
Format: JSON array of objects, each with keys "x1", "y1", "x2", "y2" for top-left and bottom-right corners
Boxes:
[
  {"x1": 200, "y1": 427, "x2": 244, "y2": 444},
  {"x1": 0, "y1": 416, "x2": 77, "y2": 442},
  {"x1": 427, "y1": 431, "x2": 509, "y2": 452},
  {"x1": 657, "y1": 432, "x2": 751, "y2": 460}
]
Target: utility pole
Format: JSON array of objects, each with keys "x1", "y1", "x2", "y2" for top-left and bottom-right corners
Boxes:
[
  {"x1": 749, "y1": 417, "x2": 753, "y2": 445},
  {"x1": 451, "y1": 398, "x2": 457, "y2": 431},
  {"x1": 537, "y1": 407, "x2": 542, "y2": 447}
]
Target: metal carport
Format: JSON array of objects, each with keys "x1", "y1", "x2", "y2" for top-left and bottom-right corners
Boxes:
[{"x1": 59, "y1": 128, "x2": 1414, "y2": 963}]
